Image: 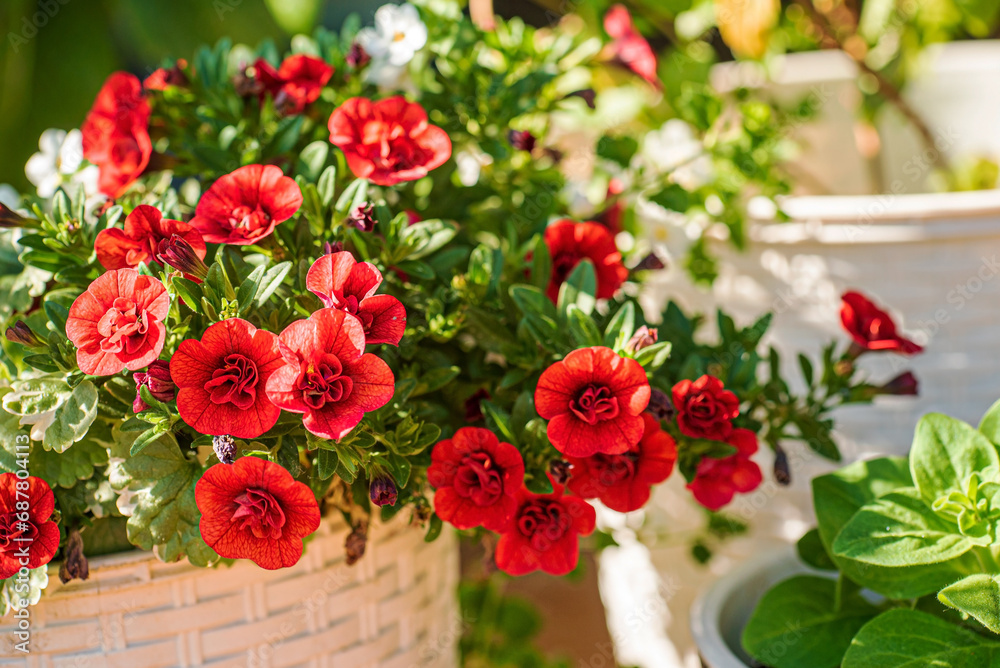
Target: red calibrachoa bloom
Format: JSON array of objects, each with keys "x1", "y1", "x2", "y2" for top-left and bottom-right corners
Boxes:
[
  {"x1": 256, "y1": 54, "x2": 334, "y2": 115},
  {"x1": 95, "y1": 204, "x2": 206, "y2": 271},
  {"x1": 265, "y1": 308, "x2": 395, "y2": 440},
  {"x1": 306, "y1": 252, "x2": 406, "y2": 346},
  {"x1": 67, "y1": 268, "x2": 169, "y2": 376},
  {"x1": 840, "y1": 290, "x2": 923, "y2": 355},
  {"x1": 0, "y1": 473, "x2": 60, "y2": 579},
  {"x1": 535, "y1": 346, "x2": 650, "y2": 457},
  {"x1": 687, "y1": 428, "x2": 763, "y2": 511},
  {"x1": 672, "y1": 375, "x2": 739, "y2": 441},
  {"x1": 328, "y1": 96, "x2": 452, "y2": 186},
  {"x1": 171, "y1": 318, "x2": 285, "y2": 439},
  {"x1": 544, "y1": 220, "x2": 628, "y2": 302},
  {"x1": 604, "y1": 4, "x2": 659, "y2": 88},
  {"x1": 428, "y1": 427, "x2": 525, "y2": 532},
  {"x1": 144, "y1": 59, "x2": 188, "y2": 90},
  {"x1": 81, "y1": 72, "x2": 152, "y2": 198},
  {"x1": 189, "y1": 164, "x2": 303, "y2": 245},
  {"x1": 494, "y1": 477, "x2": 596, "y2": 576},
  {"x1": 195, "y1": 456, "x2": 321, "y2": 570},
  {"x1": 567, "y1": 413, "x2": 676, "y2": 512}
]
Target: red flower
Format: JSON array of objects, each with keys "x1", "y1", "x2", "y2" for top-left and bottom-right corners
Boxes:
[
  {"x1": 144, "y1": 59, "x2": 188, "y2": 90},
  {"x1": 604, "y1": 4, "x2": 659, "y2": 87},
  {"x1": 328, "y1": 96, "x2": 452, "y2": 186},
  {"x1": 687, "y1": 428, "x2": 763, "y2": 511},
  {"x1": 567, "y1": 413, "x2": 676, "y2": 512},
  {"x1": 255, "y1": 55, "x2": 333, "y2": 115},
  {"x1": 133, "y1": 359, "x2": 176, "y2": 413},
  {"x1": 190, "y1": 164, "x2": 303, "y2": 245},
  {"x1": 544, "y1": 220, "x2": 627, "y2": 302},
  {"x1": 305, "y1": 252, "x2": 406, "y2": 346},
  {"x1": 81, "y1": 72, "x2": 152, "y2": 198},
  {"x1": 535, "y1": 346, "x2": 651, "y2": 457},
  {"x1": 171, "y1": 318, "x2": 285, "y2": 439},
  {"x1": 494, "y1": 478, "x2": 596, "y2": 576},
  {"x1": 0, "y1": 474, "x2": 60, "y2": 579},
  {"x1": 265, "y1": 308, "x2": 395, "y2": 440},
  {"x1": 67, "y1": 269, "x2": 169, "y2": 376},
  {"x1": 195, "y1": 457, "x2": 321, "y2": 570},
  {"x1": 840, "y1": 291, "x2": 923, "y2": 355},
  {"x1": 95, "y1": 204, "x2": 206, "y2": 271},
  {"x1": 672, "y1": 375, "x2": 739, "y2": 441},
  {"x1": 428, "y1": 427, "x2": 525, "y2": 532}
]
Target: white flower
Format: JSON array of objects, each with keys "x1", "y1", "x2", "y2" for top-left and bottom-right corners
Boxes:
[
  {"x1": 455, "y1": 148, "x2": 492, "y2": 186},
  {"x1": 24, "y1": 129, "x2": 101, "y2": 199},
  {"x1": 639, "y1": 119, "x2": 713, "y2": 191},
  {"x1": 357, "y1": 3, "x2": 428, "y2": 84}
]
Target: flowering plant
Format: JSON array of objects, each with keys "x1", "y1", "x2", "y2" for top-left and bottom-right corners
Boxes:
[
  {"x1": 743, "y1": 400, "x2": 1000, "y2": 668},
  {"x1": 0, "y1": 1, "x2": 919, "y2": 608}
]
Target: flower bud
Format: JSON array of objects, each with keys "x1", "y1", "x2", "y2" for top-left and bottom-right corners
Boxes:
[
  {"x1": 346, "y1": 43, "x2": 371, "y2": 68},
  {"x1": 625, "y1": 326, "x2": 658, "y2": 353},
  {"x1": 369, "y1": 476, "x2": 398, "y2": 507},
  {"x1": 877, "y1": 371, "x2": 919, "y2": 397},
  {"x1": 156, "y1": 235, "x2": 210, "y2": 280},
  {"x1": 507, "y1": 129, "x2": 536, "y2": 152},
  {"x1": 322, "y1": 240, "x2": 344, "y2": 255},
  {"x1": 773, "y1": 444, "x2": 790, "y2": 486},
  {"x1": 634, "y1": 252, "x2": 666, "y2": 272},
  {"x1": 348, "y1": 204, "x2": 377, "y2": 233},
  {"x1": 0, "y1": 203, "x2": 35, "y2": 228},
  {"x1": 5, "y1": 321, "x2": 45, "y2": 348},
  {"x1": 548, "y1": 459, "x2": 571, "y2": 485},
  {"x1": 646, "y1": 388, "x2": 675, "y2": 421},
  {"x1": 464, "y1": 388, "x2": 490, "y2": 422},
  {"x1": 233, "y1": 65, "x2": 265, "y2": 97},
  {"x1": 566, "y1": 89, "x2": 597, "y2": 109},
  {"x1": 58, "y1": 528, "x2": 89, "y2": 584},
  {"x1": 133, "y1": 360, "x2": 177, "y2": 412},
  {"x1": 213, "y1": 435, "x2": 237, "y2": 465},
  {"x1": 345, "y1": 522, "x2": 368, "y2": 565}
]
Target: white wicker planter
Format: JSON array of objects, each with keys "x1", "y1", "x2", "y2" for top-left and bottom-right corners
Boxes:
[{"x1": 0, "y1": 515, "x2": 458, "y2": 667}]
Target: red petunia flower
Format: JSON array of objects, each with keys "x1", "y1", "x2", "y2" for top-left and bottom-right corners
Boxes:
[
  {"x1": 604, "y1": 4, "x2": 660, "y2": 88},
  {"x1": 265, "y1": 308, "x2": 395, "y2": 440},
  {"x1": 0, "y1": 473, "x2": 60, "y2": 579},
  {"x1": 66, "y1": 268, "x2": 169, "y2": 376},
  {"x1": 687, "y1": 428, "x2": 763, "y2": 511},
  {"x1": 95, "y1": 204, "x2": 206, "y2": 271},
  {"x1": 255, "y1": 55, "x2": 333, "y2": 115},
  {"x1": 189, "y1": 164, "x2": 303, "y2": 246},
  {"x1": 535, "y1": 346, "x2": 651, "y2": 457},
  {"x1": 171, "y1": 318, "x2": 285, "y2": 439},
  {"x1": 567, "y1": 413, "x2": 676, "y2": 512},
  {"x1": 544, "y1": 219, "x2": 628, "y2": 302},
  {"x1": 428, "y1": 427, "x2": 525, "y2": 532},
  {"x1": 672, "y1": 375, "x2": 739, "y2": 441},
  {"x1": 305, "y1": 252, "x2": 406, "y2": 346},
  {"x1": 494, "y1": 477, "x2": 596, "y2": 576},
  {"x1": 840, "y1": 290, "x2": 923, "y2": 355},
  {"x1": 144, "y1": 59, "x2": 188, "y2": 90},
  {"x1": 195, "y1": 456, "x2": 321, "y2": 570},
  {"x1": 81, "y1": 72, "x2": 152, "y2": 198},
  {"x1": 328, "y1": 96, "x2": 452, "y2": 186}
]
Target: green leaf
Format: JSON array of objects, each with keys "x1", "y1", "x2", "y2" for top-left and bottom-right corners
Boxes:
[
  {"x1": 604, "y1": 301, "x2": 636, "y2": 350},
  {"x1": 841, "y1": 609, "x2": 1000, "y2": 668},
  {"x1": 2, "y1": 377, "x2": 71, "y2": 416},
  {"x1": 649, "y1": 184, "x2": 691, "y2": 212},
  {"x1": 424, "y1": 514, "x2": 443, "y2": 542},
  {"x1": 742, "y1": 575, "x2": 877, "y2": 668},
  {"x1": 939, "y1": 574, "x2": 1000, "y2": 634},
  {"x1": 596, "y1": 135, "x2": 638, "y2": 167},
  {"x1": 317, "y1": 166, "x2": 337, "y2": 206},
  {"x1": 566, "y1": 304, "x2": 603, "y2": 347},
  {"x1": 634, "y1": 341, "x2": 672, "y2": 370},
  {"x1": 0, "y1": 567, "x2": 47, "y2": 616},
  {"x1": 236, "y1": 263, "x2": 267, "y2": 315},
  {"x1": 482, "y1": 400, "x2": 517, "y2": 445},
  {"x1": 172, "y1": 276, "x2": 203, "y2": 310},
  {"x1": 796, "y1": 528, "x2": 836, "y2": 571},
  {"x1": 832, "y1": 488, "x2": 973, "y2": 567},
  {"x1": 28, "y1": 437, "x2": 108, "y2": 488},
  {"x1": 296, "y1": 141, "x2": 329, "y2": 181},
  {"x1": 911, "y1": 413, "x2": 1000, "y2": 501},
  {"x1": 411, "y1": 366, "x2": 460, "y2": 397},
  {"x1": 398, "y1": 220, "x2": 458, "y2": 260},
  {"x1": 43, "y1": 380, "x2": 98, "y2": 453},
  {"x1": 129, "y1": 422, "x2": 172, "y2": 456},
  {"x1": 315, "y1": 448, "x2": 339, "y2": 480},
  {"x1": 509, "y1": 284, "x2": 560, "y2": 343},
  {"x1": 256, "y1": 261, "x2": 292, "y2": 305},
  {"x1": 43, "y1": 300, "x2": 69, "y2": 334},
  {"x1": 529, "y1": 234, "x2": 551, "y2": 291},
  {"x1": 557, "y1": 259, "x2": 596, "y2": 316},
  {"x1": 108, "y1": 426, "x2": 216, "y2": 566},
  {"x1": 263, "y1": 115, "x2": 305, "y2": 158}
]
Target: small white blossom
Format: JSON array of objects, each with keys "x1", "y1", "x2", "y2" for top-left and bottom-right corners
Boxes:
[
  {"x1": 24, "y1": 129, "x2": 100, "y2": 199},
  {"x1": 357, "y1": 3, "x2": 427, "y2": 84},
  {"x1": 455, "y1": 148, "x2": 492, "y2": 186},
  {"x1": 639, "y1": 119, "x2": 713, "y2": 191}
]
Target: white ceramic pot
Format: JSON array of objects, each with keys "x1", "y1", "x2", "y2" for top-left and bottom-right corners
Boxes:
[
  {"x1": 0, "y1": 515, "x2": 459, "y2": 667},
  {"x1": 689, "y1": 546, "x2": 808, "y2": 668}
]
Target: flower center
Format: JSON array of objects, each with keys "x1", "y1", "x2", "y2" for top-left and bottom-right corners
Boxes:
[
  {"x1": 0, "y1": 513, "x2": 37, "y2": 555},
  {"x1": 97, "y1": 297, "x2": 151, "y2": 354},
  {"x1": 231, "y1": 488, "x2": 286, "y2": 540},
  {"x1": 569, "y1": 384, "x2": 619, "y2": 425},
  {"x1": 229, "y1": 205, "x2": 272, "y2": 237},
  {"x1": 590, "y1": 452, "x2": 640, "y2": 486},
  {"x1": 297, "y1": 357, "x2": 353, "y2": 410},
  {"x1": 204, "y1": 353, "x2": 259, "y2": 410},
  {"x1": 517, "y1": 500, "x2": 569, "y2": 551},
  {"x1": 454, "y1": 452, "x2": 504, "y2": 506},
  {"x1": 687, "y1": 393, "x2": 718, "y2": 421}
]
